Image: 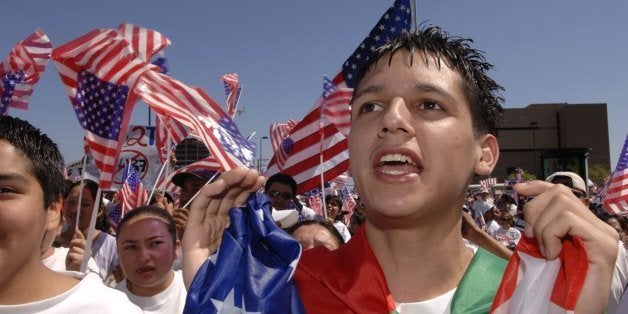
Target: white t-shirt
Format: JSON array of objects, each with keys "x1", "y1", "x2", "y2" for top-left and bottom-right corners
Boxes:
[
  {"x1": 115, "y1": 270, "x2": 187, "y2": 314},
  {"x1": 396, "y1": 288, "x2": 456, "y2": 314},
  {"x1": 92, "y1": 231, "x2": 119, "y2": 283},
  {"x1": 42, "y1": 246, "x2": 101, "y2": 278},
  {"x1": 472, "y1": 199, "x2": 494, "y2": 216},
  {"x1": 395, "y1": 245, "x2": 477, "y2": 314},
  {"x1": 608, "y1": 242, "x2": 628, "y2": 314},
  {"x1": 486, "y1": 220, "x2": 500, "y2": 235},
  {"x1": 490, "y1": 226, "x2": 521, "y2": 247},
  {"x1": 0, "y1": 271, "x2": 141, "y2": 313},
  {"x1": 332, "y1": 221, "x2": 352, "y2": 243},
  {"x1": 299, "y1": 205, "x2": 322, "y2": 221}
]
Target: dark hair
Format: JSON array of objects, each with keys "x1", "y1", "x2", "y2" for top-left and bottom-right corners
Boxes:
[
  {"x1": 265, "y1": 173, "x2": 297, "y2": 196},
  {"x1": 354, "y1": 26, "x2": 504, "y2": 136},
  {"x1": 0, "y1": 116, "x2": 65, "y2": 209},
  {"x1": 116, "y1": 205, "x2": 177, "y2": 244},
  {"x1": 350, "y1": 210, "x2": 366, "y2": 226},
  {"x1": 66, "y1": 179, "x2": 110, "y2": 232},
  {"x1": 325, "y1": 195, "x2": 343, "y2": 209},
  {"x1": 287, "y1": 220, "x2": 345, "y2": 246}
]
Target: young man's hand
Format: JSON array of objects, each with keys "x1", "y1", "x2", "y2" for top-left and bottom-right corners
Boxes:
[
  {"x1": 515, "y1": 180, "x2": 619, "y2": 313},
  {"x1": 181, "y1": 167, "x2": 265, "y2": 289}
]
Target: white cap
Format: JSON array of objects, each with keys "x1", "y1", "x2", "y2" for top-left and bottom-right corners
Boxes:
[
  {"x1": 271, "y1": 208, "x2": 299, "y2": 229},
  {"x1": 545, "y1": 171, "x2": 587, "y2": 195}
]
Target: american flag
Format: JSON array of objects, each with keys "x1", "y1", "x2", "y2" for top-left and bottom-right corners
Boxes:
[
  {"x1": 1, "y1": 29, "x2": 52, "y2": 115},
  {"x1": 155, "y1": 115, "x2": 188, "y2": 164},
  {"x1": 136, "y1": 70, "x2": 256, "y2": 171},
  {"x1": 320, "y1": 77, "x2": 352, "y2": 137},
  {"x1": 220, "y1": 73, "x2": 242, "y2": 119},
  {"x1": 480, "y1": 177, "x2": 497, "y2": 191},
  {"x1": 603, "y1": 134, "x2": 628, "y2": 215},
  {"x1": 269, "y1": 119, "x2": 297, "y2": 171},
  {"x1": 52, "y1": 29, "x2": 158, "y2": 188},
  {"x1": 116, "y1": 23, "x2": 171, "y2": 62},
  {"x1": 119, "y1": 163, "x2": 149, "y2": 216},
  {"x1": 331, "y1": 0, "x2": 411, "y2": 89},
  {"x1": 491, "y1": 236, "x2": 587, "y2": 313},
  {"x1": 307, "y1": 189, "x2": 323, "y2": 216},
  {"x1": 184, "y1": 193, "x2": 304, "y2": 313},
  {"x1": 265, "y1": 0, "x2": 410, "y2": 194},
  {"x1": 341, "y1": 186, "x2": 357, "y2": 225}
]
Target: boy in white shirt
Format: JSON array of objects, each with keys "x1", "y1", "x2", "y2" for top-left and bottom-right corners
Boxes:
[{"x1": 0, "y1": 116, "x2": 140, "y2": 313}]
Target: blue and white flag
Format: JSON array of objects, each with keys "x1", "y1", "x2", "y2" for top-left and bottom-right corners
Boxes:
[{"x1": 184, "y1": 192, "x2": 305, "y2": 313}]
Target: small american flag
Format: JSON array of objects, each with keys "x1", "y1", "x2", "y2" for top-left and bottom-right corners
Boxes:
[
  {"x1": 321, "y1": 77, "x2": 352, "y2": 137},
  {"x1": 603, "y1": 134, "x2": 628, "y2": 216},
  {"x1": 52, "y1": 29, "x2": 158, "y2": 188},
  {"x1": 480, "y1": 177, "x2": 498, "y2": 191},
  {"x1": 155, "y1": 115, "x2": 187, "y2": 164},
  {"x1": 136, "y1": 71, "x2": 255, "y2": 171},
  {"x1": 269, "y1": 119, "x2": 297, "y2": 171},
  {"x1": 341, "y1": 186, "x2": 357, "y2": 225},
  {"x1": 120, "y1": 163, "x2": 148, "y2": 216},
  {"x1": 307, "y1": 189, "x2": 323, "y2": 216},
  {"x1": 220, "y1": 73, "x2": 242, "y2": 119},
  {"x1": 116, "y1": 23, "x2": 171, "y2": 62},
  {"x1": 1, "y1": 29, "x2": 52, "y2": 115}
]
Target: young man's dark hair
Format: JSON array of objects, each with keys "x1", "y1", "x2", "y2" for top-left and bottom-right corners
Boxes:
[
  {"x1": 264, "y1": 173, "x2": 298, "y2": 196},
  {"x1": 0, "y1": 115, "x2": 65, "y2": 208},
  {"x1": 355, "y1": 26, "x2": 505, "y2": 136}
]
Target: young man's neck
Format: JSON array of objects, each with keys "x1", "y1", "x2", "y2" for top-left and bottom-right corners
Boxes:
[
  {"x1": 0, "y1": 257, "x2": 78, "y2": 305},
  {"x1": 365, "y1": 211, "x2": 473, "y2": 303}
]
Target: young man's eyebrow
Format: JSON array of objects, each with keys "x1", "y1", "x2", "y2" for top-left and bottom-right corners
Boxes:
[
  {"x1": 352, "y1": 84, "x2": 384, "y2": 100},
  {"x1": 353, "y1": 82, "x2": 457, "y2": 103},
  {"x1": 0, "y1": 172, "x2": 31, "y2": 184}
]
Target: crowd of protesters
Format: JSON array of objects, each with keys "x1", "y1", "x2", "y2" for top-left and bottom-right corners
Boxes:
[{"x1": 1, "y1": 24, "x2": 627, "y2": 314}]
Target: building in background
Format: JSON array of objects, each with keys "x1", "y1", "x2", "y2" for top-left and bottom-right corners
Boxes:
[{"x1": 493, "y1": 103, "x2": 609, "y2": 184}]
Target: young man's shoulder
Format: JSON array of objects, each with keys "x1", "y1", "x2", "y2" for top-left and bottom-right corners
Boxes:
[{"x1": 0, "y1": 272, "x2": 141, "y2": 313}]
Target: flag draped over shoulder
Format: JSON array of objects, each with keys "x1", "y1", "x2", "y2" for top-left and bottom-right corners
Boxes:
[
  {"x1": 120, "y1": 163, "x2": 149, "y2": 215},
  {"x1": 1, "y1": 29, "x2": 52, "y2": 115},
  {"x1": 135, "y1": 71, "x2": 256, "y2": 172},
  {"x1": 52, "y1": 29, "x2": 158, "y2": 189},
  {"x1": 490, "y1": 236, "x2": 588, "y2": 313},
  {"x1": 265, "y1": 0, "x2": 411, "y2": 194},
  {"x1": 603, "y1": 134, "x2": 628, "y2": 215},
  {"x1": 184, "y1": 193, "x2": 304, "y2": 313},
  {"x1": 220, "y1": 73, "x2": 242, "y2": 119}
]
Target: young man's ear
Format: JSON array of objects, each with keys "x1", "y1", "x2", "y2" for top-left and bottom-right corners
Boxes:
[
  {"x1": 46, "y1": 194, "x2": 64, "y2": 232},
  {"x1": 474, "y1": 134, "x2": 499, "y2": 176}
]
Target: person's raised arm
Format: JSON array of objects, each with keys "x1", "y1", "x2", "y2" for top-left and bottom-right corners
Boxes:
[
  {"x1": 515, "y1": 180, "x2": 619, "y2": 313},
  {"x1": 181, "y1": 167, "x2": 265, "y2": 289}
]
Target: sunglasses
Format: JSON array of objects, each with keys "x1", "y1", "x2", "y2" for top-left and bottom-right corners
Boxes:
[{"x1": 268, "y1": 190, "x2": 293, "y2": 200}]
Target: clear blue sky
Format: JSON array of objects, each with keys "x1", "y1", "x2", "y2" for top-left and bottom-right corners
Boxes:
[{"x1": 2, "y1": 0, "x2": 627, "y2": 168}]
